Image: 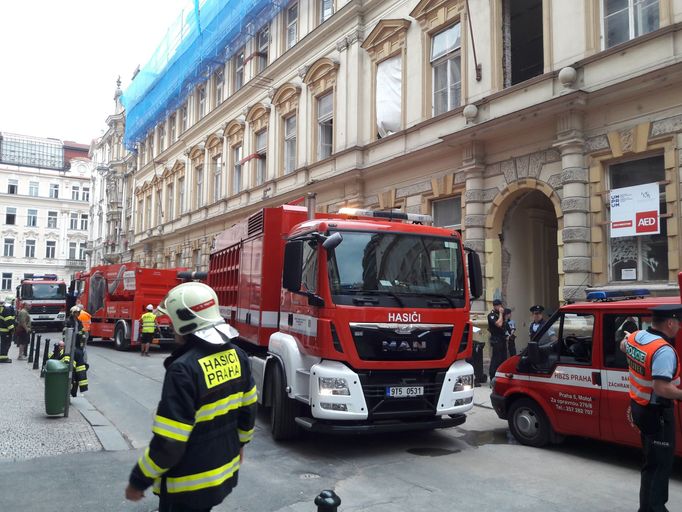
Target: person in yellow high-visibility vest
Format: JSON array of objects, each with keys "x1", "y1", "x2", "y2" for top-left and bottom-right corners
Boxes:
[{"x1": 139, "y1": 304, "x2": 157, "y2": 357}]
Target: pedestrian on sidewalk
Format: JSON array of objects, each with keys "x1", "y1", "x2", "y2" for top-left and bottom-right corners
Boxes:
[
  {"x1": 139, "y1": 304, "x2": 156, "y2": 357},
  {"x1": 125, "y1": 282, "x2": 257, "y2": 512},
  {"x1": 14, "y1": 304, "x2": 31, "y2": 360},
  {"x1": 0, "y1": 300, "x2": 16, "y2": 363},
  {"x1": 488, "y1": 299, "x2": 508, "y2": 384},
  {"x1": 504, "y1": 308, "x2": 517, "y2": 357}
]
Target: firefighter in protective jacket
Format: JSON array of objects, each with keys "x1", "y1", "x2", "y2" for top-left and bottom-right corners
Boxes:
[{"x1": 125, "y1": 282, "x2": 257, "y2": 511}]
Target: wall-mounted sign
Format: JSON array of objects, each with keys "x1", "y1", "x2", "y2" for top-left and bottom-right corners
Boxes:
[{"x1": 609, "y1": 183, "x2": 660, "y2": 238}]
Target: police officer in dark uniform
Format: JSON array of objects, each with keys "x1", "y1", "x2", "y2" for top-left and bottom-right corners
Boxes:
[
  {"x1": 623, "y1": 304, "x2": 682, "y2": 512},
  {"x1": 529, "y1": 304, "x2": 546, "y2": 339},
  {"x1": 125, "y1": 282, "x2": 257, "y2": 512},
  {"x1": 487, "y1": 299, "x2": 507, "y2": 383}
]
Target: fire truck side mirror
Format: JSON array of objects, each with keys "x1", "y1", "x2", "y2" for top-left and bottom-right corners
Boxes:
[
  {"x1": 527, "y1": 341, "x2": 540, "y2": 365},
  {"x1": 466, "y1": 250, "x2": 483, "y2": 300},
  {"x1": 282, "y1": 241, "x2": 304, "y2": 292},
  {"x1": 322, "y1": 232, "x2": 343, "y2": 251}
]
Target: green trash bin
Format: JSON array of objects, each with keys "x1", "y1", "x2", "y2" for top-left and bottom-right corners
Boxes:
[{"x1": 45, "y1": 359, "x2": 70, "y2": 416}]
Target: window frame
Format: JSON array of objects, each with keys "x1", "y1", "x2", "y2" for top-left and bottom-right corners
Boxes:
[
  {"x1": 80, "y1": 213, "x2": 89, "y2": 231},
  {"x1": 1, "y1": 273, "x2": 11, "y2": 291},
  {"x1": 255, "y1": 130, "x2": 268, "y2": 186},
  {"x1": 215, "y1": 67, "x2": 224, "y2": 105},
  {"x1": 432, "y1": 196, "x2": 462, "y2": 231},
  {"x1": 234, "y1": 48, "x2": 245, "y2": 92},
  {"x1": 49, "y1": 183, "x2": 59, "y2": 199},
  {"x1": 319, "y1": 0, "x2": 334, "y2": 24},
  {"x1": 5, "y1": 207, "x2": 16, "y2": 225},
  {"x1": 197, "y1": 85, "x2": 207, "y2": 119},
  {"x1": 213, "y1": 155, "x2": 223, "y2": 203},
  {"x1": 257, "y1": 26, "x2": 270, "y2": 73},
  {"x1": 25, "y1": 239, "x2": 36, "y2": 258},
  {"x1": 69, "y1": 241, "x2": 77, "y2": 260},
  {"x1": 27, "y1": 208, "x2": 38, "y2": 227},
  {"x1": 316, "y1": 92, "x2": 334, "y2": 161},
  {"x1": 3, "y1": 238, "x2": 14, "y2": 257},
  {"x1": 430, "y1": 23, "x2": 462, "y2": 117},
  {"x1": 195, "y1": 165, "x2": 205, "y2": 208},
  {"x1": 283, "y1": 114, "x2": 297, "y2": 175},
  {"x1": 285, "y1": 2, "x2": 298, "y2": 50},
  {"x1": 71, "y1": 185, "x2": 80, "y2": 201},
  {"x1": 45, "y1": 240, "x2": 56, "y2": 259},
  {"x1": 29, "y1": 181, "x2": 39, "y2": 197},
  {"x1": 7, "y1": 179, "x2": 18, "y2": 194},
  {"x1": 232, "y1": 144, "x2": 243, "y2": 194},
  {"x1": 601, "y1": 0, "x2": 661, "y2": 50},
  {"x1": 82, "y1": 186, "x2": 90, "y2": 202},
  {"x1": 47, "y1": 211, "x2": 58, "y2": 229}
]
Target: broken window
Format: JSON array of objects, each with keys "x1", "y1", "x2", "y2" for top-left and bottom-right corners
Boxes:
[{"x1": 502, "y1": 0, "x2": 543, "y2": 87}]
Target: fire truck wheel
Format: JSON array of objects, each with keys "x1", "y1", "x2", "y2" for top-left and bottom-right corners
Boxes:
[
  {"x1": 114, "y1": 322, "x2": 130, "y2": 351},
  {"x1": 270, "y1": 363, "x2": 300, "y2": 441},
  {"x1": 508, "y1": 397, "x2": 551, "y2": 448}
]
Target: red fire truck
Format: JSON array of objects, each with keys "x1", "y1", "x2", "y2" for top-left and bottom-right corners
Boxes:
[
  {"x1": 15, "y1": 275, "x2": 67, "y2": 330},
  {"x1": 72, "y1": 263, "x2": 187, "y2": 350},
  {"x1": 491, "y1": 279, "x2": 682, "y2": 454},
  {"x1": 207, "y1": 204, "x2": 482, "y2": 439}
]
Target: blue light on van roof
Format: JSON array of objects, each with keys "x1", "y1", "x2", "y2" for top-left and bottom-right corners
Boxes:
[{"x1": 586, "y1": 289, "x2": 651, "y2": 301}]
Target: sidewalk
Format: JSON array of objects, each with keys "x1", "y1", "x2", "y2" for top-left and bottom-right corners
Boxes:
[{"x1": 0, "y1": 343, "x2": 101, "y2": 461}]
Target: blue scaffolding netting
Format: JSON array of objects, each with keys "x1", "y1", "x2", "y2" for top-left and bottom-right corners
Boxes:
[{"x1": 121, "y1": 0, "x2": 284, "y2": 150}]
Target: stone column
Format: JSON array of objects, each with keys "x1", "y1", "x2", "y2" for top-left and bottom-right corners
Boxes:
[
  {"x1": 555, "y1": 110, "x2": 590, "y2": 301},
  {"x1": 462, "y1": 141, "x2": 486, "y2": 312}
]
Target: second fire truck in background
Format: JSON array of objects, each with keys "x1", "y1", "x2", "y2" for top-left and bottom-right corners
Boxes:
[{"x1": 15, "y1": 275, "x2": 67, "y2": 331}]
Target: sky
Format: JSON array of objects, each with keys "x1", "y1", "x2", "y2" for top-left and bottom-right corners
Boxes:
[{"x1": 0, "y1": 0, "x2": 189, "y2": 145}]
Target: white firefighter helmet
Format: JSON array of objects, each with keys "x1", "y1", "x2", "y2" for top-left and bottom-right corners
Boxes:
[
  {"x1": 146, "y1": 304, "x2": 154, "y2": 311},
  {"x1": 157, "y1": 282, "x2": 238, "y2": 344}
]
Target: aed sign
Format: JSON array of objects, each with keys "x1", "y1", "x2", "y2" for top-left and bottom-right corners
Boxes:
[
  {"x1": 609, "y1": 183, "x2": 660, "y2": 238},
  {"x1": 198, "y1": 349, "x2": 242, "y2": 389}
]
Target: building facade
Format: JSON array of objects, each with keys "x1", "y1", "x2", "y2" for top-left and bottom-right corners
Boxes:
[
  {"x1": 0, "y1": 132, "x2": 92, "y2": 293},
  {"x1": 121, "y1": 0, "x2": 682, "y2": 334},
  {"x1": 90, "y1": 80, "x2": 136, "y2": 266}
]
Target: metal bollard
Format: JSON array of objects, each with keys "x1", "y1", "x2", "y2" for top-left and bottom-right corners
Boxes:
[
  {"x1": 314, "y1": 490, "x2": 341, "y2": 512},
  {"x1": 41, "y1": 338, "x2": 50, "y2": 377},
  {"x1": 33, "y1": 336, "x2": 41, "y2": 370},
  {"x1": 28, "y1": 332, "x2": 36, "y2": 363}
]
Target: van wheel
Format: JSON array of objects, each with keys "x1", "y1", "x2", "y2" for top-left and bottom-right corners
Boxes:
[
  {"x1": 508, "y1": 398, "x2": 551, "y2": 447},
  {"x1": 270, "y1": 363, "x2": 300, "y2": 441},
  {"x1": 114, "y1": 322, "x2": 130, "y2": 351}
]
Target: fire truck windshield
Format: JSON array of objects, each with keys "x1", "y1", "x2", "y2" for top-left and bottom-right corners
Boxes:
[
  {"x1": 328, "y1": 231, "x2": 464, "y2": 304},
  {"x1": 26, "y1": 283, "x2": 66, "y2": 300}
]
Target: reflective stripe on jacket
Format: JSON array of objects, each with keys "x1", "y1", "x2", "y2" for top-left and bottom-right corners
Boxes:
[
  {"x1": 626, "y1": 330, "x2": 681, "y2": 406},
  {"x1": 0, "y1": 306, "x2": 16, "y2": 333},
  {"x1": 129, "y1": 336, "x2": 257, "y2": 509},
  {"x1": 140, "y1": 312, "x2": 157, "y2": 333}
]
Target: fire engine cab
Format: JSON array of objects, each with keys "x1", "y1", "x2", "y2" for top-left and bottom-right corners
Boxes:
[{"x1": 491, "y1": 282, "x2": 682, "y2": 454}]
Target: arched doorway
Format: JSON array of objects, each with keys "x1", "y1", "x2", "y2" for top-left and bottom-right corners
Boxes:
[{"x1": 502, "y1": 190, "x2": 559, "y2": 342}]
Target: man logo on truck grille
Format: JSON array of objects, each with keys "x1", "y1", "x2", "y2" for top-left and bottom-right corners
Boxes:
[{"x1": 198, "y1": 349, "x2": 242, "y2": 389}]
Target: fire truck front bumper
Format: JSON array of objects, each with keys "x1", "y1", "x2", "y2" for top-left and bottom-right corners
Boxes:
[{"x1": 294, "y1": 414, "x2": 466, "y2": 435}]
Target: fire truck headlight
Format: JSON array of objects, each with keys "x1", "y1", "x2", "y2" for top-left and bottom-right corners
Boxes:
[
  {"x1": 319, "y1": 377, "x2": 350, "y2": 396},
  {"x1": 57, "y1": 313, "x2": 65, "y2": 319},
  {"x1": 453, "y1": 374, "x2": 473, "y2": 392}
]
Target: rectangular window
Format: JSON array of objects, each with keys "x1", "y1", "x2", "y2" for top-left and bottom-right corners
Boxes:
[
  {"x1": 255, "y1": 130, "x2": 267, "y2": 186},
  {"x1": 320, "y1": 0, "x2": 334, "y2": 23},
  {"x1": 376, "y1": 55, "x2": 402, "y2": 137},
  {"x1": 1, "y1": 273, "x2": 11, "y2": 291},
  {"x1": 502, "y1": 0, "x2": 544, "y2": 87},
  {"x1": 80, "y1": 213, "x2": 89, "y2": 231},
  {"x1": 178, "y1": 177, "x2": 185, "y2": 214},
  {"x1": 284, "y1": 114, "x2": 297, "y2": 174},
  {"x1": 79, "y1": 242, "x2": 86, "y2": 261},
  {"x1": 70, "y1": 212, "x2": 78, "y2": 230},
  {"x1": 603, "y1": 314, "x2": 651, "y2": 369},
  {"x1": 233, "y1": 145, "x2": 243, "y2": 194},
  {"x1": 71, "y1": 185, "x2": 80, "y2": 201},
  {"x1": 198, "y1": 85, "x2": 206, "y2": 119},
  {"x1": 46, "y1": 241, "x2": 56, "y2": 259},
  {"x1": 27, "y1": 209, "x2": 37, "y2": 227},
  {"x1": 7, "y1": 179, "x2": 18, "y2": 194},
  {"x1": 181, "y1": 103, "x2": 188, "y2": 132},
  {"x1": 139, "y1": 142, "x2": 146, "y2": 163},
  {"x1": 167, "y1": 183, "x2": 174, "y2": 220},
  {"x1": 3, "y1": 238, "x2": 14, "y2": 257},
  {"x1": 5, "y1": 207, "x2": 16, "y2": 225},
  {"x1": 234, "y1": 48, "x2": 245, "y2": 91},
  {"x1": 432, "y1": 196, "x2": 462, "y2": 230},
  {"x1": 69, "y1": 242, "x2": 77, "y2": 260},
  {"x1": 286, "y1": 3, "x2": 298, "y2": 49},
  {"x1": 29, "y1": 181, "x2": 39, "y2": 197},
  {"x1": 317, "y1": 93, "x2": 333, "y2": 160},
  {"x1": 215, "y1": 68, "x2": 224, "y2": 105},
  {"x1": 603, "y1": 0, "x2": 659, "y2": 49},
  {"x1": 49, "y1": 183, "x2": 59, "y2": 198},
  {"x1": 145, "y1": 195, "x2": 152, "y2": 228},
  {"x1": 137, "y1": 199, "x2": 144, "y2": 231},
  {"x1": 213, "y1": 156, "x2": 222, "y2": 202},
  {"x1": 431, "y1": 23, "x2": 461, "y2": 116},
  {"x1": 170, "y1": 115, "x2": 177, "y2": 144},
  {"x1": 82, "y1": 186, "x2": 90, "y2": 202},
  {"x1": 196, "y1": 165, "x2": 204, "y2": 207},
  {"x1": 159, "y1": 123, "x2": 166, "y2": 152},
  {"x1": 156, "y1": 190, "x2": 163, "y2": 223},
  {"x1": 608, "y1": 155, "x2": 667, "y2": 282},
  {"x1": 25, "y1": 239, "x2": 36, "y2": 258},
  {"x1": 47, "y1": 211, "x2": 58, "y2": 229},
  {"x1": 257, "y1": 26, "x2": 269, "y2": 73}
]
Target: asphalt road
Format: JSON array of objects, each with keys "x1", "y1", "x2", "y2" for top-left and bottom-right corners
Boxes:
[{"x1": 5, "y1": 338, "x2": 682, "y2": 511}]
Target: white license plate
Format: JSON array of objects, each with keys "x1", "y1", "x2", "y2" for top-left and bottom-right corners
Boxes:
[
  {"x1": 37, "y1": 316, "x2": 50, "y2": 320},
  {"x1": 386, "y1": 386, "x2": 424, "y2": 398}
]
